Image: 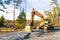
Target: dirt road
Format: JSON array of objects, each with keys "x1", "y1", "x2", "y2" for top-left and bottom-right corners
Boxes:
[{"x1": 0, "y1": 27, "x2": 60, "y2": 40}]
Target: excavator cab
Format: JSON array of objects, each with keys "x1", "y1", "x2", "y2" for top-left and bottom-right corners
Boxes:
[
  {"x1": 45, "y1": 19, "x2": 50, "y2": 25},
  {"x1": 44, "y1": 19, "x2": 54, "y2": 30}
]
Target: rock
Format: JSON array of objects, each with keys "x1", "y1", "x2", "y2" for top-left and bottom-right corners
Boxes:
[{"x1": 25, "y1": 26, "x2": 31, "y2": 32}]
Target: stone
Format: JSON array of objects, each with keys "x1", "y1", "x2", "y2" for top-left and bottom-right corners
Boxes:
[
  {"x1": 43, "y1": 27, "x2": 47, "y2": 32},
  {"x1": 25, "y1": 26, "x2": 31, "y2": 32}
]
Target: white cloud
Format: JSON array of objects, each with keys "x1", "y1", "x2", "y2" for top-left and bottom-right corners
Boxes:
[
  {"x1": 0, "y1": 8, "x2": 20, "y2": 20},
  {"x1": 0, "y1": 5, "x2": 3, "y2": 9},
  {"x1": 26, "y1": 0, "x2": 51, "y2": 10},
  {"x1": 27, "y1": 0, "x2": 39, "y2": 3}
]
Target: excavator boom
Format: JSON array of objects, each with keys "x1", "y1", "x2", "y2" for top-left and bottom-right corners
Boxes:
[{"x1": 31, "y1": 8, "x2": 45, "y2": 26}]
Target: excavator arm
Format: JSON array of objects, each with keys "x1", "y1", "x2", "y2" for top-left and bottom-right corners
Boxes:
[
  {"x1": 35, "y1": 11, "x2": 45, "y2": 25},
  {"x1": 31, "y1": 8, "x2": 45, "y2": 26}
]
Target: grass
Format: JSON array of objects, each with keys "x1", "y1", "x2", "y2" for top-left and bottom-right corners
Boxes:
[{"x1": 0, "y1": 27, "x2": 14, "y2": 33}]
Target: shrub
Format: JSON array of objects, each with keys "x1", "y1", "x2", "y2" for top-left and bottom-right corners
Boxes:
[{"x1": 0, "y1": 15, "x2": 4, "y2": 26}]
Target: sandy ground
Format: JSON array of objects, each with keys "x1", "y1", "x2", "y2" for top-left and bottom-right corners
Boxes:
[
  {"x1": 0, "y1": 29, "x2": 60, "y2": 40},
  {"x1": 25, "y1": 31, "x2": 60, "y2": 40},
  {"x1": 0, "y1": 31, "x2": 29, "y2": 40}
]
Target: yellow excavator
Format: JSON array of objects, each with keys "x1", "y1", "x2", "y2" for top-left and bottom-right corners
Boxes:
[{"x1": 30, "y1": 8, "x2": 54, "y2": 30}]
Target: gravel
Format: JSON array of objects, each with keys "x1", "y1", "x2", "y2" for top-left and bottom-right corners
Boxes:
[
  {"x1": 25, "y1": 31, "x2": 60, "y2": 40},
  {"x1": 0, "y1": 29, "x2": 60, "y2": 40},
  {"x1": 0, "y1": 31, "x2": 30, "y2": 40}
]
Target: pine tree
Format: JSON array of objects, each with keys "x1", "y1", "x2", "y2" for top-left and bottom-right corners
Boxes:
[
  {"x1": 0, "y1": 15, "x2": 4, "y2": 26},
  {"x1": 44, "y1": 0, "x2": 60, "y2": 26},
  {"x1": 16, "y1": 9, "x2": 26, "y2": 29}
]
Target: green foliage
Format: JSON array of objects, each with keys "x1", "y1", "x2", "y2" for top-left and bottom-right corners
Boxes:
[
  {"x1": 4, "y1": 0, "x2": 22, "y2": 7},
  {"x1": 44, "y1": 0, "x2": 60, "y2": 26},
  {"x1": 0, "y1": 0, "x2": 6, "y2": 9},
  {"x1": 0, "y1": 0, "x2": 22, "y2": 12},
  {"x1": 14, "y1": 0, "x2": 22, "y2": 6},
  {"x1": 16, "y1": 9, "x2": 26, "y2": 29},
  {"x1": 45, "y1": 19, "x2": 51, "y2": 25},
  {"x1": 58, "y1": 13, "x2": 60, "y2": 17},
  {"x1": 0, "y1": 16, "x2": 4, "y2": 26},
  {"x1": 50, "y1": 0, "x2": 58, "y2": 5},
  {"x1": 4, "y1": 0, "x2": 12, "y2": 5}
]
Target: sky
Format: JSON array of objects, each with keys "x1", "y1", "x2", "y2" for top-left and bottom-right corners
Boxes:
[
  {"x1": 0, "y1": 0, "x2": 60, "y2": 20},
  {"x1": 26, "y1": 0, "x2": 51, "y2": 20}
]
